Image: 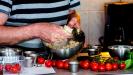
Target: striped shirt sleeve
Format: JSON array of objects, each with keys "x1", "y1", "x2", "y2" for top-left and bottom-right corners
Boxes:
[
  {"x1": 0, "y1": 0, "x2": 12, "y2": 15},
  {"x1": 69, "y1": 0, "x2": 80, "y2": 10}
]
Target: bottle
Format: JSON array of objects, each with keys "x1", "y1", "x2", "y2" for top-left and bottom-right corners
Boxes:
[{"x1": 113, "y1": 26, "x2": 125, "y2": 45}]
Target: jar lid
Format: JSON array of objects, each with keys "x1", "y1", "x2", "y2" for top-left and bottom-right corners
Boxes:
[
  {"x1": 88, "y1": 48, "x2": 96, "y2": 51},
  {"x1": 69, "y1": 61, "x2": 79, "y2": 64}
]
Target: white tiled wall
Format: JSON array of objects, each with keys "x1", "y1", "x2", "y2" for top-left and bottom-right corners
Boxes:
[{"x1": 79, "y1": 0, "x2": 132, "y2": 45}]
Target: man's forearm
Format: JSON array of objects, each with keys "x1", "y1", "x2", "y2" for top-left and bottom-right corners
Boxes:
[{"x1": 0, "y1": 25, "x2": 37, "y2": 45}]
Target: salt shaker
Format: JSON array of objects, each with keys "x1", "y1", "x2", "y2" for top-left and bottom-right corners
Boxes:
[
  {"x1": 30, "y1": 53, "x2": 38, "y2": 66},
  {"x1": 69, "y1": 61, "x2": 79, "y2": 73},
  {"x1": 24, "y1": 57, "x2": 34, "y2": 67}
]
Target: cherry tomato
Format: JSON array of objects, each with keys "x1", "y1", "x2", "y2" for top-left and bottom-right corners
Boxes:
[
  {"x1": 114, "y1": 57, "x2": 119, "y2": 61},
  {"x1": 5, "y1": 64, "x2": 12, "y2": 72},
  {"x1": 37, "y1": 57, "x2": 45, "y2": 64},
  {"x1": 56, "y1": 60, "x2": 64, "y2": 69},
  {"x1": 119, "y1": 62, "x2": 126, "y2": 70},
  {"x1": 105, "y1": 63, "x2": 112, "y2": 71},
  {"x1": 0, "y1": 64, "x2": 3, "y2": 71},
  {"x1": 14, "y1": 63, "x2": 21, "y2": 71},
  {"x1": 98, "y1": 63, "x2": 105, "y2": 72},
  {"x1": 10, "y1": 66, "x2": 20, "y2": 73},
  {"x1": 90, "y1": 61, "x2": 98, "y2": 71},
  {"x1": 79, "y1": 61, "x2": 84, "y2": 68},
  {"x1": 45, "y1": 60, "x2": 52, "y2": 67},
  {"x1": 63, "y1": 61, "x2": 69, "y2": 69},
  {"x1": 80, "y1": 60, "x2": 89, "y2": 69},
  {"x1": 112, "y1": 63, "x2": 118, "y2": 70},
  {"x1": 52, "y1": 60, "x2": 56, "y2": 67}
]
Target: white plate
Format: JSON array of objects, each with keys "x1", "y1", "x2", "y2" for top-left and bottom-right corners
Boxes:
[{"x1": 4, "y1": 65, "x2": 56, "y2": 75}]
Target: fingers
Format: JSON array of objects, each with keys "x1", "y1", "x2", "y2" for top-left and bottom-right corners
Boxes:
[
  {"x1": 40, "y1": 23, "x2": 73, "y2": 43},
  {"x1": 68, "y1": 17, "x2": 80, "y2": 29},
  {"x1": 53, "y1": 26, "x2": 72, "y2": 38},
  {"x1": 42, "y1": 36, "x2": 52, "y2": 43},
  {"x1": 52, "y1": 32, "x2": 70, "y2": 41},
  {"x1": 48, "y1": 24, "x2": 70, "y2": 39},
  {"x1": 68, "y1": 17, "x2": 77, "y2": 28},
  {"x1": 75, "y1": 23, "x2": 80, "y2": 29},
  {"x1": 42, "y1": 33, "x2": 61, "y2": 43}
]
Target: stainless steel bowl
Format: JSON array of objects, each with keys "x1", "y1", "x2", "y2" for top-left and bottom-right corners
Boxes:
[
  {"x1": 50, "y1": 42, "x2": 83, "y2": 59},
  {"x1": 108, "y1": 45, "x2": 133, "y2": 60},
  {"x1": 87, "y1": 48, "x2": 99, "y2": 56},
  {"x1": 43, "y1": 29, "x2": 85, "y2": 59}
]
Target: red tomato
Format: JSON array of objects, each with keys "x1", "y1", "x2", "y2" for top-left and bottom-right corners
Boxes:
[
  {"x1": 105, "y1": 63, "x2": 112, "y2": 71},
  {"x1": 37, "y1": 57, "x2": 45, "y2": 64},
  {"x1": 5, "y1": 64, "x2": 12, "y2": 72},
  {"x1": 10, "y1": 66, "x2": 20, "y2": 73},
  {"x1": 114, "y1": 57, "x2": 119, "y2": 61},
  {"x1": 98, "y1": 63, "x2": 105, "y2": 72},
  {"x1": 119, "y1": 62, "x2": 126, "y2": 70},
  {"x1": 52, "y1": 60, "x2": 56, "y2": 67},
  {"x1": 112, "y1": 63, "x2": 118, "y2": 70},
  {"x1": 80, "y1": 60, "x2": 89, "y2": 69},
  {"x1": 45, "y1": 60, "x2": 52, "y2": 67},
  {"x1": 14, "y1": 64, "x2": 21, "y2": 71},
  {"x1": 79, "y1": 61, "x2": 84, "y2": 67},
  {"x1": 14, "y1": 63, "x2": 20, "y2": 67},
  {"x1": 0, "y1": 64, "x2": 3, "y2": 71},
  {"x1": 90, "y1": 61, "x2": 98, "y2": 71},
  {"x1": 56, "y1": 60, "x2": 64, "y2": 69},
  {"x1": 63, "y1": 61, "x2": 69, "y2": 69}
]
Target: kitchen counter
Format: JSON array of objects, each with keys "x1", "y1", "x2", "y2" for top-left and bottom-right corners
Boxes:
[
  {"x1": 3, "y1": 67, "x2": 133, "y2": 75},
  {"x1": 51, "y1": 68, "x2": 133, "y2": 75}
]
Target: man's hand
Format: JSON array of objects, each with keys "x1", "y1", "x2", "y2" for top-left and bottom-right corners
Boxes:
[
  {"x1": 34, "y1": 23, "x2": 71, "y2": 43},
  {"x1": 67, "y1": 10, "x2": 80, "y2": 29},
  {"x1": 0, "y1": 12, "x2": 72, "y2": 45},
  {"x1": 68, "y1": 17, "x2": 80, "y2": 28}
]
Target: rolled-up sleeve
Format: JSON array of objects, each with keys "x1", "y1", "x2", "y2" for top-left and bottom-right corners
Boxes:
[
  {"x1": 0, "y1": 0, "x2": 12, "y2": 15},
  {"x1": 69, "y1": 0, "x2": 80, "y2": 10}
]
